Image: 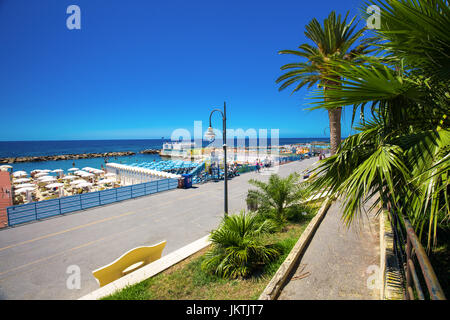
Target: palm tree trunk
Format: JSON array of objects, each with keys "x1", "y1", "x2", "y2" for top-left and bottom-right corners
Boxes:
[{"x1": 328, "y1": 107, "x2": 342, "y2": 155}]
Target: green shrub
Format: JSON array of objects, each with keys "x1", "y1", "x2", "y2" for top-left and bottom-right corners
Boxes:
[
  {"x1": 248, "y1": 173, "x2": 307, "y2": 227},
  {"x1": 285, "y1": 204, "x2": 315, "y2": 223},
  {"x1": 201, "y1": 211, "x2": 280, "y2": 279},
  {"x1": 245, "y1": 191, "x2": 259, "y2": 212}
]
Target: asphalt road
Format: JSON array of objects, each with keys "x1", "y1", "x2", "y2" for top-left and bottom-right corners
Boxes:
[{"x1": 0, "y1": 157, "x2": 319, "y2": 300}]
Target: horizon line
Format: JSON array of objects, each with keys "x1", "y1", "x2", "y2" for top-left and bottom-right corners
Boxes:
[{"x1": 0, "y1": 137, "x2": 333, "y2": 143}]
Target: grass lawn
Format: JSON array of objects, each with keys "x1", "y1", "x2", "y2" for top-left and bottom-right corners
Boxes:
[{"x1": 102, "y1": 207, "x2": 319, "y2": 300}]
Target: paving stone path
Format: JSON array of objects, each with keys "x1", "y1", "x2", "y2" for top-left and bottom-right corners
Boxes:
[{"x1": 278, "y1": 198, "x2": 380, "y2": 300}]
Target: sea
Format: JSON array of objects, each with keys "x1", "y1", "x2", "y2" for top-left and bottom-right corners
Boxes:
[{"x1": 0, "y1": 138, "x2": 329, "y2": 173}]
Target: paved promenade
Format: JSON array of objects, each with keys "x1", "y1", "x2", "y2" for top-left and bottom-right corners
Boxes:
[
  {"x1": 278, "y1": 198, "x2": 380, "y2": 300},
  {"x1": 0, "y1": 157, "x2": 318, "y2": 300}
]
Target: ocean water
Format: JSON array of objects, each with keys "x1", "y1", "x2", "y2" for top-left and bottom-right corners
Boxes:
[
  {"x1": 0, "y1": 140, "x2": 165, "y2": 158},
  {"x1": 0, "y1": 138, "x2": 329, "y2": 173}
]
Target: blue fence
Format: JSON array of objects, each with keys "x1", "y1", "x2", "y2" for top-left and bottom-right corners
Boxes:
[
  {"x1": 7, "y1": 178, "x2": 179, "y2": 227},
  {"x1": 279, "y1": 154, "x2": 304, "y2": 163}
]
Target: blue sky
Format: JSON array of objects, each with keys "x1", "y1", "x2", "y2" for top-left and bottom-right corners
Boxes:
[{"x1": 0, "y1": 0, "x2": 369, "y2": 141}]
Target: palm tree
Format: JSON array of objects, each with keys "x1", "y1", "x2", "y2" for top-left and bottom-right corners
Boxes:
[
  {"x1": 306, "y1": 0, "x2": 450, "y2": 250},
  {"x1": 201, "y1": 211, "x2": 280, "y2": 279},
  {"x1": 276, "y1": 11, "x2": 370, "y2": 155},
  {"x1": 247, "y1": 173, "x2": 305, "y2": 226}
]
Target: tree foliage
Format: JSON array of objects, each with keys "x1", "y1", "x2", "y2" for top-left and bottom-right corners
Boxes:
[
  {"x1": 247, "y1": 173, "x2": 306, "y2": 227},
  {"x1": 306, "y1": 0, "x2": 449, "y2": 250}
]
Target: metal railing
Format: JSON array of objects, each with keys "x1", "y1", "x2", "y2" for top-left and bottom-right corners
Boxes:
[
  {"x1": 389, "y1": 210, "x2": 446, "y2": 300},
  {"x1": 7, "y1": 178, "x2": 178, "y2": 227},
  {"x1": 278, "y1": 154, "x2": 304, "y2": 163}
]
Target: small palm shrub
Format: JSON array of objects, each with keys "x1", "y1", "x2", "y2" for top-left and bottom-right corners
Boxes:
[
  {"x1": 247, "y1": 173, "x2": 306, "y2": 228},
  {"x1": 201, "y1": 211, "x2": 280, "y2": 279},
  {"x1": 246, "y1": 192, "x2": 259, "y2": 212}
]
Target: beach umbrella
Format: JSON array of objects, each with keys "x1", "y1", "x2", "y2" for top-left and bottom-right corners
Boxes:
[
  {"x1": 17, "y1": 186, "x2": 35, "y2": 202},
  {"x1": 15, "y1": 187, "x2": 36, "y2": 194},
  {"x1": 14, "y1": 178, "x2": 31, "y2": 183},
  {"x1": 61, "y1": 175, "x2": 77, "y2": 180},
  {"x1": 77, "y1": 182, "x2": 92, "y2": 188},
  {"x1": 40, "y1": 169, "x2": 51, "y2": 173},
  {"x1": 35, "y1": 172, "x2": 48, "y2": 177},
  {"x1": 12, "y1": 171, "x2": 27, "y2": 177},
  {"x1": 39, "y1": 178, "x2": 57, "y2": 184},
  {"x1": 37, "y1": 176, "x2": 55, "y2": 181},
  {"x1": 15, "y1": 183, "x2": 35, "y2": 189},
  {"x1": 45, "y1": 183, "x2": 64, "y2": 189},
  {"x1": 80, "y1": 172, "x2": 94, "y2": 177},
  {"x1": 52, "y1": 169, "x2": 64, "y2": 173},
  {"x1": 70, "y1": 179, "x2": 87, "y2": 185},
  {"x1": 68, "y1": 168, "x2": 79, "y2": 172},
  {"x1": 105, "y1": 173, "x2": 116, "y2": 177}
]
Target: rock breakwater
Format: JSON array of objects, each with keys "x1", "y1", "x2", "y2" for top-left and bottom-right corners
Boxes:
[{"x1": 0, "y1": 151, "x2": 136, "y2": 164}]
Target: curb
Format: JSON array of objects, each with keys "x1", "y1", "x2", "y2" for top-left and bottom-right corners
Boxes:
[
  {"x1": 380, "y1": 211, "x2": 404, "y2": 300},
  {"x1": 78, "y1": 235, "x2": 211, "y2": 300},
  {"x1": 258, "y1": 198, "x2": 333, "y2": 300},
  {"x1": 379, "y1": 209, "x2": 386, "y2": 299}
]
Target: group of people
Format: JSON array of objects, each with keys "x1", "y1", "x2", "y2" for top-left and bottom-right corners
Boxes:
[
  {"x1": 255, "y1": 158, "x2": 272, "y2": 173},
  {"x1": 207, "y1": 162, "x2": 240, "y2": 179},
  {"x1": 228, "y1": 163, "x2": 240, "y2": 177},
  {"x1": 202, "y1": 158, "x2": 274, "y2": 181}
]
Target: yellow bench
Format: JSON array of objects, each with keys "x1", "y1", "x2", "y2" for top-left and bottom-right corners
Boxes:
[{"x1": 92, "y1": 240, "x2": 166, "y2": 287}]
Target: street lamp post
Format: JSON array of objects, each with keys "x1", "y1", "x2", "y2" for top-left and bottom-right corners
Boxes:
[{"x1": 205, "y1": 102, "x2": 228, "y2": 216}]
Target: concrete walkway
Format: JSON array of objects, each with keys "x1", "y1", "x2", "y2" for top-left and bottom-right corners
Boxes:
[
  {"x1": 0, "y1": 157, "x2": 318, "y2": 300},
  {"x1": 278, "y1": 199, "x2": 380, "y2": 300}
]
